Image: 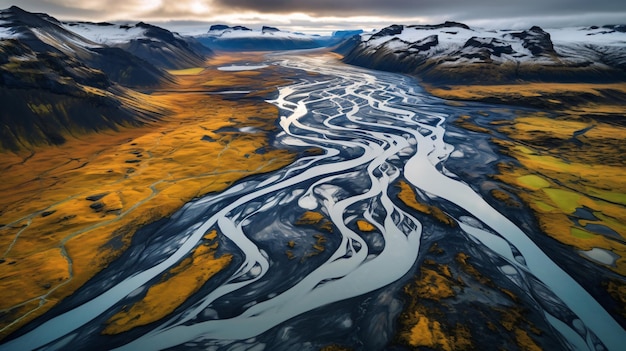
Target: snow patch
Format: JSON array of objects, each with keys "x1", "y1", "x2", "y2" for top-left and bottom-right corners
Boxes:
[
  {"x1": 0, "y1": 20, "x2": 21, "y2": 39},
  {"x1": 62, "y1": 22, "x2": 146, "y2": 45}
]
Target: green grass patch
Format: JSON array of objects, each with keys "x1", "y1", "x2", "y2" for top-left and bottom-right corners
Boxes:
[
  {"x1": 543, "y1": 188, "x2": 580, "y2": 213},
  {"x1": 571, "y1": 227, "x2": 596, "y2": 239},
  {"x1": 517, "y1": 174, "x2": 550, "y2": 190}
]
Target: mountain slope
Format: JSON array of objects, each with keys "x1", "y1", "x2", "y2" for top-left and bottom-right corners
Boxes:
[
  {"x1": 1, "y1": 6, "x2": 167, "y2": 87},
  {"x1": 341, "y1": 22, "x2": 626, "y2": 83},
  {"x1": 0, "y1": 6, "x2": 173, "y2": 151},
  {"x1": 64, "y1": 21, "x2": 212, "y2": 69}
]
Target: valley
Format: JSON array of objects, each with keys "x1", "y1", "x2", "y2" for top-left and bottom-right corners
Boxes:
[
  {"x1": 1, "y1": 5, "x2": 625, "y2": 351},
  {"x1": 0, "y1": 54, "x2": 303, "y2": 339}
]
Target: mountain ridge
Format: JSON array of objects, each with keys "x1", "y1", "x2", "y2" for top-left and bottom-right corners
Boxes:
[
  {"x1": 339, "y1": 22, "x2": 626, "y2": 84},
  {"x1": 0, "y1": 6, "x2": 210, "y2": 152},
  {"x1": 195, "y1": 24, "x2": 345, "y2": 51}
]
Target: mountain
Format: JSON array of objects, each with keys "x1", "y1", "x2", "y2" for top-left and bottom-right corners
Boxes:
[
  {"x1": 0, "y1": 6, "x2": 209, "y2": 151},
  {"x1": 340, "y1": 22, "x2": 626, "y2": 83},
  {"x1": 63, "y1": 21, "x2": 212, "y2": 69},
  {"x1": 195, "y1": 25, "x2": 346, "y2": 51}
]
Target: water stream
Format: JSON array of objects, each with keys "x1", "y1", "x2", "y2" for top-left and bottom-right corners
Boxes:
[{"x1": 1, "y1": 54, "x2": 623, "y2": 351}]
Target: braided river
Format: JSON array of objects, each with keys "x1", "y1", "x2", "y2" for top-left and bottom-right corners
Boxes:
[{"x1": 2, "y1": 54, "x2": 623, "y2": 351}]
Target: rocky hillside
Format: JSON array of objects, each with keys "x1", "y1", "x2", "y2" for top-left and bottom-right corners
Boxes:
[
  {"x1": 0, "y1": 6, "x2": 211, "y2": 152},
  {"x1": 63, "y1": 21, "x2": 212, "y2": 69},
  {"x1": 340, "y1": 22, "x2": 626, "y2": 83}
]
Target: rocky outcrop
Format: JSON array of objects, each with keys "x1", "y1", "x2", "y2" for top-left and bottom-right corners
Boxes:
[{"x1": 509, "y1": 26, "x2": 556, "y2": 56}]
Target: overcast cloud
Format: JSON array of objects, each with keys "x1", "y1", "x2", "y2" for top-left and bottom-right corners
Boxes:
[{"x1": 2, "y1": 0, "x2": 625, "y2": 33}]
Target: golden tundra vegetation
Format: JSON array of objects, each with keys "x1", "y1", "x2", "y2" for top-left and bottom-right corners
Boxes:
[
  {"x1": 290, "y1": 211, "x2": 333, "y2": 260},
  {"x1": 0, "y1": 54, "x2": 303, "y2": 338},
  {"x1": 103, "y1": 230, "x2": 232, "y2": 334},
  {"x1": 428, "y1": 82, "x2": 626, "y2": 317},
  {"x1": 394, "y1": 183, "x2": 543, "y2": 350}
]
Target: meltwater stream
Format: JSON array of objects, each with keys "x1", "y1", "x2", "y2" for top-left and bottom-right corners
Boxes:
[{"x1": 2, "y1": 54, "x2": 624, "y2": 351}]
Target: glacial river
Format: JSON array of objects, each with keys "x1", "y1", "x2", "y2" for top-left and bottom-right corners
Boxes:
[{"x1": 2, "y1": 54, "x2": 624, "y2": 351}]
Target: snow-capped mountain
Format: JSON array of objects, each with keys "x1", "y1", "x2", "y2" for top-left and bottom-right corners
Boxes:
[
  {"x1": 63, "y1": 21, "x2": 212, "y2": 69},
  {"x1": 340, "y1": 22, "x2": 626, "y2": 83},
  {"x1": 0, "y1": 6, "x2": 180, "y2": 151},
  {"x1": 0, "y1": 6, "x2": 167, "y2": 87},
  {"x1": 195, "y1": 25, "x2": 345, "y2": 51}
]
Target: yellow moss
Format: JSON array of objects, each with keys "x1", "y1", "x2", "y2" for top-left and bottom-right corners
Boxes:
[
  {"x1": 570, "y1": 227, "x2": 596, "y2": 239},
  {"x1": 0, "y1": 53, "x2": 301, "y2": 338},
  {"x1": 455, "y1": 115, "x2": 491, "y2": 134},
  {"x1": 491, "y1": 95, "x2": 626, "y2": 278},
  {"x1": 356, "y1": 219, "x2": 376, "y2": 232},
  {"x1": 0, "y1": 248, "x2": 69, "y2": 311},
  {"x1": 297, "y1": 211, "x2": 326, "y2": 225},
  {"x1": 167, "y1": 67, "x2": 205, "y2": 75},
  {"x1": 296, "y1": 211, "x2": 333, "y2": 232},
  {"x1": 517, "y1": 175, "x2": 550, "y2": 190},
  {"x1": 103, "y1": 230, "x2": 231, "y2": 334},
  {"x1": 408, "y1": 315, "x2": 435, "y2": 347},
  {"x1": 425, "y1": 82, "x2": 626, "y2": 106},
  {"x1": 416, "y1": 267, "x2": 456, "y2": 299},
  {"x1": 604, "y1": 279, "x2": 626, "y2": 319},
  {"x1": 543, "y1": 188, "x2": 581, "y2": 213},
  {"x1": 491, "y1": 189, "x2": 520, "y2": 207},
  {"x1": 397, "y1": 181, "x2": 456, "y2": 227},
  {"x1": 515, "y1": 329, "x2": 542, "y2": 351}
]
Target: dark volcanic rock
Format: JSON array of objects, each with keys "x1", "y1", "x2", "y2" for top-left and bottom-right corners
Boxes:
[
  {"x1": 86, "y1": 193, "x2": 109, "y2": 201},
  {"x1": 408, "y1": 21, "x2": 471, "y2": 30},
  {"x1": 602, "y1": 24, "x2": 626, "y2": 33},
  {"x1": 369, "y1": 24, "x2": 404, "y2": 41},
  {"x1": 510, "y1": 26, "x2": 556, "y2": 56},
  {"x1": 89, "y1": 202, "x2": 104, "y2": 212},
  {"x1": 409, "y1": 34, "x2": 439, "y2": 52},
  {"x1": 89, "y1": 47, "x2": 165, "y2": 87},
  {"x1": 333, "y1": 34, "x2": 362, "y2": 56},
  {"x1": 209, "y1": 24, "x2": 230, "y2": 31},
  {"x1": 262, "y1": 26, "x2": 280, "y2": 33},
  {"x1": 463, "y1": 37, "x2": 514, "y2": 57}
]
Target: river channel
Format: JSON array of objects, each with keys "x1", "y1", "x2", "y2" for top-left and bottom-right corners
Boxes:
[{"x1": 1, "y1": 53, "x2": 623, "y2": 351}]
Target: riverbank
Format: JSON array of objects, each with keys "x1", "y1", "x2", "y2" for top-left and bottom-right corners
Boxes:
[
  {"x1": 0, "y1": 54, "x2": 309, "y2": 339},
  {"x1": 425, "y1": 80, "x2": 626, "y2": 322}
]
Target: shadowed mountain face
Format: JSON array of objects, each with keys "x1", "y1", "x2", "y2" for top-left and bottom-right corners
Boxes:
[
  {"x1": 64, "y1": 21, "x2": 213, "y2": 69},
  {"x1": 1, "y1": 6, "x2": 167, "y2": 87},
  {"x1": 0, "y1": 6, "x2": 210, "y2": 151},
  {"x1": 340, "y1": 22, "x2": 626, "y2": 83}
]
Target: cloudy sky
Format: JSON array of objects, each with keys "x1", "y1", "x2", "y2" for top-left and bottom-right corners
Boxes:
[{"x1": 2, "y1": 0, "x2": 626, "y2": 34}]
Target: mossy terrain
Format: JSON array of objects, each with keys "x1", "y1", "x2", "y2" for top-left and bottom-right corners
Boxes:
[
  {"x1": 427, "y1": 82, "x2": 626, "y2": 318},
  {"x1": 426, "y1": 83, "x2": 626, "y2": 110},
  {"x1": 290, "y1": 211, "x2": 333, "y2": 260},
  {"x1": 103, "y1": 230, "x2": 232, "y2": 334},
  {"x1": 394, "y1": 243, "x2": 545, "y2": 351},
  {"x1": 396, "y1": 180, "x2": 456, "y2": 227},
  {"x1": 0, "y1": 54, "x2": 303, "y2": 339}
]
